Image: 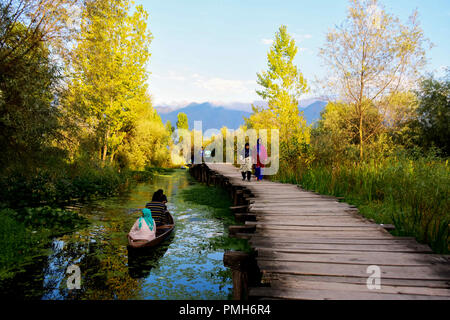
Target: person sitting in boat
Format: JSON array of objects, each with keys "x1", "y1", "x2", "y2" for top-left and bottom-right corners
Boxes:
[
  {"x1": 160, "y1": 191, "x2": 168, "y2": 205},
  {"x1": 128, "y1": 208, "x2": 156, "y2": 242},
  {"x1": 146, "y1": 190, "x2": 168, "y2": 226}
]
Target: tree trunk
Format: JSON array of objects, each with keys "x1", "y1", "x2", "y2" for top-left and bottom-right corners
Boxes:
[
  {"x1": 359, "y1": 113, "x2": 364, "y2": 160},
  {"x1": 102, "y1": 129, "x2": 110, "y2": 163},
  {"x1": 102, "y1": 143, "x2": 107, "y2": 162}
]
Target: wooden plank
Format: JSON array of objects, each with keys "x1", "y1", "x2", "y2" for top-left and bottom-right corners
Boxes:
[
  {"x1": 255, "y1": 215, "x2": 365, "y2": 220},
  {"x1": 254, "y1": 226, "x2": 387, "y2": 234},
  {"x1": 229, "y1": 225, "x2": 256, "y2": 235},
  {"x1": 256, "y1": 250, "x2": 449, "y2": 267},
  {"x1": 249, "y1": 195, "x2": 343, "y2": 198},
  {"x1": 252, "y1": 211, "x2": 354, "y2": 216},
  {"x1": 256, "y1": 261, "x2": 450, "y2": 280},
  {"x1": 254, "y1": 225, "x2": 383, "y2": 231},
  {"x1": 269, "y1": 278, "x2": 450, "y2": 297},
  {"x1": 250, "y1": 203, "x2": 352, "y2": 208},
  {"x1": 252, "y1": 229, "x2": 388, "y2": 238},
  {"x1": 252, "y1": 232, "x2": 395, "y2": 239},
  {"x1": 247, "y1": 221, "x2": 377, "y2": 228},
  {"x1": 254, "y1": 217, "x2": 375, "y2": 224},
  {"x1": 250, "y1": 242, "x2": 433, "y2": 253},
  {"x1": 250, "y1": 208, "x2": 359, "y2": 213},
  {"x1": 250, "y1": 196, "x2": 339, "y2": 200},
  {"x1": 252, "y1": 245, "x2": 432, "y2": 254},
  {"x1": 263, "y1": 274, "x2": 450, "y2": 289},
  {"x1": 250, "y1": 236, "x2": 418, "y2": 245},
  {"x1": 249, "y1": 287, "x2": 450, "y2": 300}
]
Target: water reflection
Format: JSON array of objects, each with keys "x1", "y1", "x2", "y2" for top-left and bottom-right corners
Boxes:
[
  {"x1": 127, "y1": 234, "x2": 174, "y2": 279},
  {"x1": 1, "y1": 170, "x2": 232, "y2": 300}
]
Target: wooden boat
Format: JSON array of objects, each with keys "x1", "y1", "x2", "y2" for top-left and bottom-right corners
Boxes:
[
  {"x1": 127, "y1": 212, "x2": 175, "y2": 249},
  {"x1": 127, "y1": 237, "x2": 172, "y2": 278}
]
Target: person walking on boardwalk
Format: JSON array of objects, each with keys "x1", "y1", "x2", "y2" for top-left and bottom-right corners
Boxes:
[
  {"x1": 240, "y1": 143, "x2": 252, "y2": 181},
  {"x1": 253, "y1": 138, "x2": 267, "y2": 181}
]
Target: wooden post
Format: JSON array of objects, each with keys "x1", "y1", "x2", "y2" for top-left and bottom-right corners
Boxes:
[
  {"x1": 380, "y1": 224, "x2": 396, "y2": 232},
  {"x1": 228, "y1": 225, "x2": 256, "y2": 237},
  {"x1": 233, "y1": 189, "x2": 243, "y2": 206},
  {"x1": 230, "y1": 205, "x2": 249, "y2": 213},
  {"x1": 206, "y1": 168, "x2": 210, "y2": 186},
  {"x1": 235, "y1": 213, "x2": 257, "y2": 223},
  {"x1": 223, "y1": 251, "x2": 259, "y2": 300}
]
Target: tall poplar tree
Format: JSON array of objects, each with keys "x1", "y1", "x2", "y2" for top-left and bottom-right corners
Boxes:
[
  {"x1": 67, "y1": 0, "x2": 152, "y2": 163},
  {"x1": 251, "y1": 25, "x2": 310, "y2": 170}
]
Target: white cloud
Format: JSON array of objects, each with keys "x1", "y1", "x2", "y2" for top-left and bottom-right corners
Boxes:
[
  {"x1": 261, "y1": 33, "x2": 312, "y2": 46},
  {"x1": 149, "y1": 71, "x2": 258, "y2": 105},
  {"x1": 261, "y1": 38, "x2": 273, "y2": 45},
  {"x1": 298, "y1": 47, "x2": 313, "y2": 54},
  {"x1": 194, "y1": 75, "x2": 254, "y2": 94},
  {"x1": 151, "y1": 71, "x2": 186, "y2": 81},
  {"x1": 166, "y1": 71, "x2": 186, "y2": 81},
  {"x1": 292, "y1": 33, "x2": 313, "y2": 42}
]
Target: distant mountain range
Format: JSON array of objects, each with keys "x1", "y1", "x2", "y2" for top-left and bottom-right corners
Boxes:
[
  {"x1": 301, "y1": 100, "x2": 328, "y2": 125},
  {"x1": 157, "y1": 103, "x2": 252, "y2": 131},
  {"x1": 155, "y1": 100, "x2": 327, "y2": 131}
]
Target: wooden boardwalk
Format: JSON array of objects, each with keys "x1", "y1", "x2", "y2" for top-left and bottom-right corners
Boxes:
[{"x1": 193, "y1": 163, "x2": 450, "y2": 300}]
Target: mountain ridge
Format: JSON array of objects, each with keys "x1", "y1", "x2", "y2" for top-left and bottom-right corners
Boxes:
[{"x1": 156, "y1": 100, "x2": 327, "y2": 130}]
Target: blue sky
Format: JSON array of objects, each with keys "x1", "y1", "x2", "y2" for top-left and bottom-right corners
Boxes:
[{"x1": 136, "y1": 0, "x2": 450, "y2": 106}]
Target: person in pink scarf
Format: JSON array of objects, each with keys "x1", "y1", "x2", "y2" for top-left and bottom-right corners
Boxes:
[
  {"x1": 252, "y1": 138, "x2": 267, "y2": 181},
  {"x1": 128, "y1": 208, "x2": 156, "y2": 243}
]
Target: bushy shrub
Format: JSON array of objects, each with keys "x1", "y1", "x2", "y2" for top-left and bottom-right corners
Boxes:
[{"x1": 0, "y1": 164, "x2": 129, "y2": 209}]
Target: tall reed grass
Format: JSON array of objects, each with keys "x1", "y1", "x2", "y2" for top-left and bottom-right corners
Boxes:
[{"x1": 275, "y1": 155, "x2": 450, "y2": 253}]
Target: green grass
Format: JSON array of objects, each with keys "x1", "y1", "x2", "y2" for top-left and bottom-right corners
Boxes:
[
  {"x1": 179, "y1": 184, "x2": 252, "y2": 253},
  {"x1": 275, "y1": 156, "x2": 450, "y2": 253},
  {"x1": 0, "y1": 209, "x2": 47, "y2": 280},
  {"x1": 0, "y1": 206, "x2": 90, "y2": 280},
  {"x1": 180, "y1": 185, "x2": 235, "y2": 225},
  {"x1": 130, "y1": 167, "x2": 176, "y2": 182}
]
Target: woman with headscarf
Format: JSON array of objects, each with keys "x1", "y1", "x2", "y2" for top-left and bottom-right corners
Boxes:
[
  {"x1": 252, "y1": 138, "x2": 267, "y2": 181},
  {"x1": 240, "y1": 143, "x2": 252, "y2": 181},
  {"x1": 128, "y1": 208, "x2": 156, "y2": 242}
]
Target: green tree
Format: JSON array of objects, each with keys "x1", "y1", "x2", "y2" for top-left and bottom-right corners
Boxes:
[
  {"x1": 315, "y1": 101, "x2": 387, "y2": 163},
  {"x1": 0, "y1": 16, "x2": 62, "y2": 171},
  {"x1": 66, "y1": 0, "x2": 152, "y2": 163},
  {"x1": 319, "y1": 0, "x2": 429, "y2": 160},
  {"x1": 176, "y1": 112, "x2": 189, "y2": 131},
  {"x1": 251, "y1": 25, "x2": 310, "y2": 170},
  {"x1": 0, "y1": 0, "x2": 80, "y2": 70},
  {"x1": 414, "y1": 73, "x2": 450, "y2": 155},
  {"x1": 165, "y1": 120, "x2": 175, "y2": 134},
  {"x1": 0, "y1": 0, "x2": 83, "y2": 172},
  {"x1": 117, "y1": 99, "x2": 171, "y2": 170}
]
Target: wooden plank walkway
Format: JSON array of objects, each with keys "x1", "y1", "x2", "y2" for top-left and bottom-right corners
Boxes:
[{"x1": 199, "y1": 163, "x2": 450, "y2": 300}]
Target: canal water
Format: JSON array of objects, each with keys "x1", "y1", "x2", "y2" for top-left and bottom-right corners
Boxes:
[{"x1": 1, "y1": 170, "x2": 232, "y2": 299}]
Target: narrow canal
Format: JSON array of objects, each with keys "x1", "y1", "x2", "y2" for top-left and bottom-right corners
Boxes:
[{"x1": 1, "y1": 170, "x2": 233, "y2": 299}]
